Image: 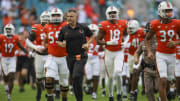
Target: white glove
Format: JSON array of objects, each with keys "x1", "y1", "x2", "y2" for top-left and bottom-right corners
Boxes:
[{"x1": 106, "y1": 40, "x2": 118, "y2": 45}]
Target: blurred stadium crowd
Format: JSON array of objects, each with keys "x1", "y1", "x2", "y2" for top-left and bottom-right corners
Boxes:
[{"x1": 0, "y1": 0, "x2": 179, "y2": 34}]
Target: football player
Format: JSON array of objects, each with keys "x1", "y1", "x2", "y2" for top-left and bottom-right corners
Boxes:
[
  {"x1": 0, "y1": 24, "x2": 28, "y2": 101},
  {"x1": 96, "y1": 6, "x2": 127, "y2": 101},
  {"x1": 26, "y1": 11, "x2": 50, "y2": 101},
  {"x1": 126, "y1": 20, "x2": 146, "y2": 101},
  {"x1": 84, "y1": 24, "x2": 100, "y2": 99},
  {"x1": 145, "y1": 1, "x2": 180, "y2": 101},
  {"x1": 43, "y1": 8, "x2": 69, "y2": 101}
]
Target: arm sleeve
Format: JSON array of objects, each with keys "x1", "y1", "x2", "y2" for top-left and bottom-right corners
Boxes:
[
  {"x1": 26, "y1": 38, "x2": 38, "y2": 50},
  {"x1": 17, "y1": 42, "x2": 28, "y2": 54},
  {"x1": 28, "y1": 32, "x2": 36, "y2": 41},
  {"x1": 58, "y1": 28, "x2": 65, "y2": 42}
]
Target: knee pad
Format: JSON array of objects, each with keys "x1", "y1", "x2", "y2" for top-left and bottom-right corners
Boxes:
[
  {"x1": 60, "y1": 85, "x2": 69, "y2": 92},
  {"x1": 45, "y1": 77, "x2": 54, "y2": 90},
  {"x1": 8, "y1": 72, "x2": 15, "y2": 81}
]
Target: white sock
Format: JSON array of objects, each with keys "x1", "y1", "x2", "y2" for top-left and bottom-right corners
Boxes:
[{"x1": 123, "y1": 85, "x2": 127, "y2": 96}]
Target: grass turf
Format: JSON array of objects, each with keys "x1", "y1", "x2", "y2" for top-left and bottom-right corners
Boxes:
[{"x1": 0, "y1": 84, "x2": 178, "y2": 101}]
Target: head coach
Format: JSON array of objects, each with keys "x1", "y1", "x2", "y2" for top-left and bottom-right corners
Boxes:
[{"x1": 57, "y1": 9, "x2": 95, "y2": 101}]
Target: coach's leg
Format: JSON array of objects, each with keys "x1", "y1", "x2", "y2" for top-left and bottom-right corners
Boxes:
[{"x1": 72, "y1": 57, "x2": 87, "y2": 101}]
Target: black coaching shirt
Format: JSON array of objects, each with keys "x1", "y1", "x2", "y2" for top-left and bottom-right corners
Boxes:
[{"x1": 58, "y1": 23, "x2": 93, "y2": 55}]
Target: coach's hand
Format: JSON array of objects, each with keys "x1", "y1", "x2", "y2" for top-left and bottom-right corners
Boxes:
[{"x1": 82, "y1": 43, "x2": 89, "y2": 50}]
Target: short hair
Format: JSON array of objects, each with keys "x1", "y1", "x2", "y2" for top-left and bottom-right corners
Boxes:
[{"x1": 67, "y1": 9, "x2": 77, "y2": 14}]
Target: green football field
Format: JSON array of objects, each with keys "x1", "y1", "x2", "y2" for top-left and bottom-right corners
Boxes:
[{"x1": 0, "y1": 84, "x2": 178, "y2": 101}]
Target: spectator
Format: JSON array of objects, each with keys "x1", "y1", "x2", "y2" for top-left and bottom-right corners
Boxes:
[
  {"x1": 47, "y1": 3, "x2": 56, "y2": 11},
  {"x1": 47, "y1": 0, "x2": 55, "y2": 4},
  {"x1": 77, "y1": 4, "x2": 87, "y2": 23},
  {"x1": 30, "y1": 6, "x2": 37, "y2": 19},
  {"x1": 20, "y1": 7, "x2": 30, "y2": 27},
  {"x1": 90, "y1": 11, "x2": 98, "y2": 24},
  {"x1": 98, "y1": 0, "x2": 106, "y2": 20},
  {"x1": 3, "y1": 13, "x2": 14, "y2": 26},
  {"x1": 1, "y1": 0, "x2": 12, "y2": 15},
  {"x1": 84, "y1": 0, "x2": 93, "y2": 18},
  {"x1": 8, "y1": 8, "x2": 18, "y2": 19},
  {"x1": 18, "y1": 0, "x2": 26, "y2": 17}
]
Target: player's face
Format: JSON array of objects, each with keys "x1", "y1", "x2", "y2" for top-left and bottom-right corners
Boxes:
[
  {"x1": 67, "y1": 12, "x2": 77, "y2": 25},
  {"x1": 163, "y1": 9, "x2": 173, "y2": 18},
  {"x1": 51, "y1": 14, "x2": 61, "y2": 24},
  {"x1": 108, "y1": 11, "x2": 117, "y2": 20},
  {"x1": 127, "y1": 27, "x2": 136, "y2": 34},
  {"x1": 5, "y1": 28, "x2": 12, "y2": 34}
]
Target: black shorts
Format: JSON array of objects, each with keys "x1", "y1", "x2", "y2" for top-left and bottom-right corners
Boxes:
[{"x1": 16, "y1": 56, "x2": 30, "y2": 72}]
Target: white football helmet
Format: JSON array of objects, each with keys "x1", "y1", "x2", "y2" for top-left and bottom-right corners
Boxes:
[
  {"x1": 88, "y1": 24, "x2": 99, "y2": 36},
  {"x1": 4, "y1": 24, "x2": 15, "y2": 36},
  {"x1": 50, "y1": 8, "x2": 63, "y2": 23},
  {"x1": 40, "y1": 11, "x2": 50, "y2": 24},
  {"x1": 127, "y1": 20, "x2": 140, "y2": 34},
  {"x1": 105, "y1": 6, "x2": 119, "y2": 20},
  {"x1": 158, "y1": 1, "x2": 173, "y2": 19}
]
